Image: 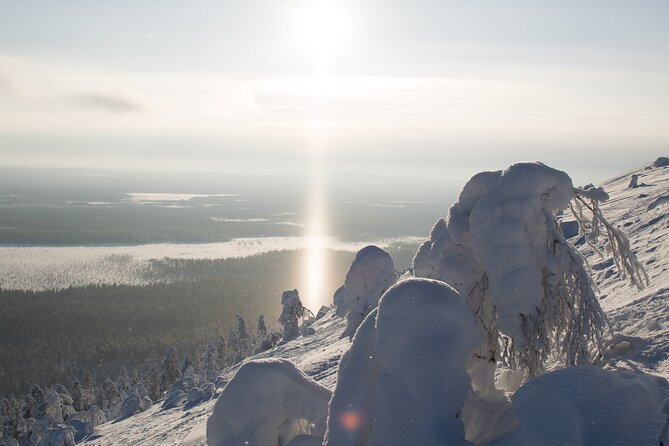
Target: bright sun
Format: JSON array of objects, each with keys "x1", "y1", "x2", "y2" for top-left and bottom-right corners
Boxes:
[{"x1": 293, "y1": 0, "x2": 351, "y2": 71}]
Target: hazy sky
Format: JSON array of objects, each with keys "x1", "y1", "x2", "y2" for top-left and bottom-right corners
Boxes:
[{"x1": 1, "y1": 0, "x2": 668, "y2": 185}]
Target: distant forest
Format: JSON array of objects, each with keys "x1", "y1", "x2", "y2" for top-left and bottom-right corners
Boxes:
[
  {"x1": 0, "y1": 201, "x2": 443, "y2": 245},
  {"x1": 0, "y1": 244, "x2": 418, "y2": 396}
]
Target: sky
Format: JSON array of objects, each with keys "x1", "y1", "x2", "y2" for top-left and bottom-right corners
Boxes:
[{"x1": 1, "y1": 0, "x2": 668, "y2": 185}]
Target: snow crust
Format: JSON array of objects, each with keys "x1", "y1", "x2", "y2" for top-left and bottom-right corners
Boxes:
[
  {"x1": 206, "y1": 358, "x2": 332, "y2": 446},
  {"x1": 325, "y1": 278, "x2": 479, "y2": 445},
  {"x1": 333, "y1": 245, "x2": 398, "y2": 339}
]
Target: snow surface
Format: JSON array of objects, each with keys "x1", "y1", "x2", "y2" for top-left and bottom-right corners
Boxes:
[
  {"x1": 206, "y1": 358, "x2": 331, "y2": 446},
  {"x1": 88, "y1": 312, "x2": 350, "y2": 446},
  {"x1": 491, "y1": 365, "x2": 669, "y2": 446},
  {"x1": 86, "y1": 159, "x2": 669, "y2": 445},
  {"x1": 324, "y1": 278, "x2": 479, "y2": 445}
]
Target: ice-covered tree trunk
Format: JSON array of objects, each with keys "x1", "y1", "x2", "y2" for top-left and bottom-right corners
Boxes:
[{"x1": 413, "y1": 162, "x2": 647, "y2": 387}]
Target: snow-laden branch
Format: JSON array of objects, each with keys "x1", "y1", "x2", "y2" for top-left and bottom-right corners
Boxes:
[{"x1": 571, "y1": 188, "x2": 649, "y2": 290}]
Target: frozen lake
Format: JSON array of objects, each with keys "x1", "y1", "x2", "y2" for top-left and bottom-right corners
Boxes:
[{"x1": 0, "y1": 236, "x2": 423, "y2": 291}]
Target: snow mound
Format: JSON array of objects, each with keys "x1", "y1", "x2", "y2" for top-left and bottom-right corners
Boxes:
[
  {"x1": 187, "y1": 387, "x2": 204, "y2": 405},
  {"x1": 118, "y1": 392, "x2": 151, "y2": 419},
  {"x1": 206, "y1": 358, "x2": 332, "y2": 446},
  {"x1": 162, "y1": 391, "x2": 187, "y2": 410},
  {"x1": 333, "y1": 245, "x2": 398, "y2": 339},
  {"x1": 653, "y1": 156, "x2": 669, "y2": 168},
  {"x1": 37, "y1": 425, "x2": 75, "y2": 446},
  {"x1": 168, "y1": 377, "x2": 195, "y2": 395},
  {"x1": 492, "y1": 365, "x2": 669, "y2": 446},
  {"x1": 325, "y1": 278, "x2": 480, "y2": 445}
]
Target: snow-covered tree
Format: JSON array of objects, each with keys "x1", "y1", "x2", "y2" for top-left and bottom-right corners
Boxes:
[
  {"x1": 81, "y1": 371, "x2": 93, "y2": 390},
  {"x1": 181, "y1": 354, "x2": 194, "y2": 378},
  {"x1": 216, "y1": 336, "x2": 228, "y2": 369},
  {"x1": 201, "y1": 342, "x2": 218, "y2": 371},
  {"x1": 31, "y1": 384, "x2": 46, "y2": 419},
  {"x1": 160, "y1": 347, "x2": 181, "y2": 393},
  {"x1": 413, "y1": 162, "x2": 647, "y2": 386},
  {"x1": 70, "y1": 380, "x2": 83, "y2": 412},
  {"x1": 227, "y1": 330, "x2": 239, "y2": 362},
  {"x1": 144, "y1": 365, "x2": 162, "y2": 402},
  {"x1": 116, "y1": 367, "x2": 131, "y2": 395},
  {"x1": 99, "y1": 378, "x2": 120, "y2": 411},
  {"x1": 279, "y1": 290, "x2": 306, "y2": 342},
  {"x1": 256, "y1": 314, "x2": 268, "y2": 345},
  {"x1": 236, "y1": 315, "x2": 250, "y2": 351},
  {"x1": 333, "y1": 245, "x2": 398, "y2": 339}
]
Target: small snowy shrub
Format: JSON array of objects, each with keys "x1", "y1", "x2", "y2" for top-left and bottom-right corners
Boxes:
[
  {"x1": 332, "y1": 245, "x2": 398, "y2": 339},
  {"x1": 413, "y1": 162, "x2": 647, "y2": 381},
  {"x1": 206, "y1": 358, "x2": 332, "y2": 446},
  {"x1": 324, "y1": 278, "x2": 480, "y2": 446}
]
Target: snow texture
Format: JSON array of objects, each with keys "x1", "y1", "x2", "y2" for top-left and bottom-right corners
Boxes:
[
  {"x1": 491, "y1": 365, "x2": 669, "y2": 446},
  {"x1": 206, "y1": 358, "x2": 332, "y2": 446},
  {"x1": 325, "y1": 278, "x2": 480, "y2": 446},
  {"x1": 333, "y1": 245, "x2": 398, "y2": 339}
]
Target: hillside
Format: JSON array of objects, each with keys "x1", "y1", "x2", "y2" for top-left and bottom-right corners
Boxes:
[{"x1": 89, "y1": 159, "x2": 669, "y2": 445}]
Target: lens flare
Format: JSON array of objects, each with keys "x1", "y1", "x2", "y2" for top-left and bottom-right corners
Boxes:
[{"x1": 338, "y1": 410, "x2": 365, "y2": 432}]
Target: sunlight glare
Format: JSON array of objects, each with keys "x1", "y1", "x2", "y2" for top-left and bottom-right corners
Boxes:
[
  {"x1": 293, "y1": 0, "x2": 352, "y2": 72},
  {"x1": 301, "y1": 120, "x2": 329, "y2": 312}
]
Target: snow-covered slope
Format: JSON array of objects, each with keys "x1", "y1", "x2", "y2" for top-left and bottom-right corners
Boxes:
[
  {"x1": 89, "y1": 314, "x2": 349, "y2": 446},
  {"x1": 580, "y1": 160, "x2": 669, "y2": 378},
  {"x1": 89, "y1": 159, "x2": 669, "y2": 445}
]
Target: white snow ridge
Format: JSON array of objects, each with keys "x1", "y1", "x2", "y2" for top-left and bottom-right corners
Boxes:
[{"x1": 87, "y1": 158, "x2": 669, "y2": 446}]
